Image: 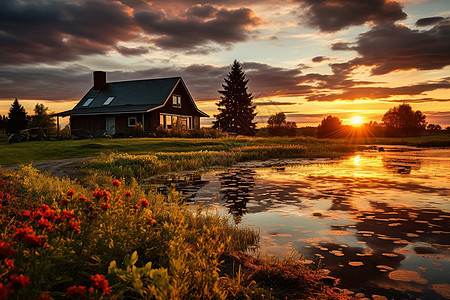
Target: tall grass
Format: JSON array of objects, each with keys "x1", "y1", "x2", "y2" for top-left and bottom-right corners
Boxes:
[{"x1": 88, "y1": 143, "x2": 356, "y2": 179}]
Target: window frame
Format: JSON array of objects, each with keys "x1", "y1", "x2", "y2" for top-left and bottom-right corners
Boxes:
[
  {"x1": 172, "y1": 94, "x2": 181, "y2": 108},
  {"x1": 128, "y1": 116, "x2": 137, "y2": 127}
]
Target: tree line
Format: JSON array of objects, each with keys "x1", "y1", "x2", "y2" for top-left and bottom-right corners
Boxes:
[{"x1": 0, "y1": 98, "x2": 56, "y2": 135}]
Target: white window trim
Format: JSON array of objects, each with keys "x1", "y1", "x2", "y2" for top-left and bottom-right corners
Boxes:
[
  {"x1": 83, "y1": 98, "x2": 95, "y2": 107},
  {"x1": 128, "y1": 116, "x2": 137, "y2": 127}
]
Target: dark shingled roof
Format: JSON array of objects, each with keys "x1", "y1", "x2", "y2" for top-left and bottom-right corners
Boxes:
[{"x1": 53, "y1": 77, "x2": 208, "y2": 117}]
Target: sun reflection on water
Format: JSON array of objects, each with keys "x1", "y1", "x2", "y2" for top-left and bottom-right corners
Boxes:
[{"x1": 353, "y1": 155, "x2": 361, "y2": 166}]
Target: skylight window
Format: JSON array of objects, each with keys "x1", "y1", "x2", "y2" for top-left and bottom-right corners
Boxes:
[
  {"x1": 103, "y1": 96, "x2": 115, "y2": 106},
  {"x1": 83, "y1": 98, "x2": 94, "y2": 107}
]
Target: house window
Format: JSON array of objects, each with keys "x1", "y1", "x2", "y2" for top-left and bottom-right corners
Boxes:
[
  {"x1": 83, "y1": 98, "x2": 94, "y2": 107},
  {"x1": 172, "y1": 95, "x2": 181, "y2": 108},
  {"x1": 128, "y1": 117, "x2": 137, "y2": 127},
  {"x1": 103, "y1": 96, "x2": 115, "y2": 105},
  {"x1": 160, "y1": 113, "x2": 192, "y2": 129}
]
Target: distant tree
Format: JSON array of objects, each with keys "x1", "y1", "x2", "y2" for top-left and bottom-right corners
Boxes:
[
  {"x1": 316, "y1": 115, "x2": 343, "y2": 138},
  {"x1": 29, "y1": 103, "x2": 56, "y2": 130},
  {"x1": 382, "y1": 104, "x2": 426, "y2": 137},
  {"x1": 427, "y1": 124, "x2": 441, "y2": 131},
  {"x1": 267, "y1": 112, "x2": 297, "y2": 136},
  {"x1": 213, "y1": 60, "x2": 257, "y2": 136},
  {"x1": 6, "y1": 98, "x2": 28, "y2": 134}
]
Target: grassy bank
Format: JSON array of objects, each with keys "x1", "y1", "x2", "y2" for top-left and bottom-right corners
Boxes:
[
  {"x1": 0, "y1": 166, "x2": 348, "y2": 299},
  {"x1": 1, "y1": 134, "x2": 448, "y2": 166},
  {"x1": 88, "y1": 143, "x2": 356, "y2": 179}
]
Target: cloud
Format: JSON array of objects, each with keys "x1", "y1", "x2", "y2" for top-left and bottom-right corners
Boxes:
[
  {"x1": 254, "y1": 101, "x2": 297, "y2": 106},
  {"x1": 416, "y1": 17, "x2": 445, "y2": 27},
  {"x1": 312, "y1": 56, "x2": 329, "y2": 63},
  {"x1": 0, "y1": 0, "x2": 137, "y2": 66},
  {"x1": 381, "y1": 98, "x2": 450, "y2": 103},
  {"x1": 306, "y1": 78, "x2": 450, "y2": 101},
  {"x1": 114, "y1": 45, "x2": 149, "y2": 56},
  {"x1": 0, "y1": 1, "x2": 264, "y2": 65},
  {"x1": 297, "y1": 0, "x2": 407, "y2": 32},
  {"x1": 333, "y1": 19, "x2": 450, "y2": 75},
  {"x1": 134, "y1": 5, "x2": 263, "y2": 51}
]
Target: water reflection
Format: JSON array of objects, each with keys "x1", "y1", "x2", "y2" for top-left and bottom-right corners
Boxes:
[
  {"x1": 382, "y1": 156, "x2": 422, "y2": 174},
  {"x1": 218, "y1": 168, "x2": 255, "y2": 217},
  {"x1": 149, "y1": 148, "x2": 450, "y2": 299}
]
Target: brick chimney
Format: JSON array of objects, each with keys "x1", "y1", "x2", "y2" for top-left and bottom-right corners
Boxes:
[{"x1": 93, "y1": 71, "x2": 106, "y2": 90}]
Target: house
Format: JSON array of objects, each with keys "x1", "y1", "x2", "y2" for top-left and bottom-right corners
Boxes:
[{"x1": 53, "y1": 71, "x2": 208, "y2": 136}]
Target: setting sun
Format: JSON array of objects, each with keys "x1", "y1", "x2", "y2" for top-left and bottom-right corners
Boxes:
[{"x1": 352, "y1": 116, "x2": 363, "y2": 126}]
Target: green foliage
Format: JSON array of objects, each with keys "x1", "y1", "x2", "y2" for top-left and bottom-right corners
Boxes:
[
  {"x1": 0, "y1": 169, "x2": 260, "y2": 299},
  {"x1": 133, "y1": 122, "x2": 144, "y2": 137},
  {"x1": 213, "y1": 60, "x2": 257, "y2": 136}
]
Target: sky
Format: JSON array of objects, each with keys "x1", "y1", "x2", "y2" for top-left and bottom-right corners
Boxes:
[{"x1": 0, "y1": 0, "x2": 449, "y2": 128}]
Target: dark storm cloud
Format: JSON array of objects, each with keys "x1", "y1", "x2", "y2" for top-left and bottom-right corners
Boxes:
[
  {"x1": 0, "y1": 0, "x2": 263, "y2": 66},
  {"x1": 333, "y1": 19, "x2": 450, "y2": 75},
  {"x1": 297, "y1": 0, "x2": 407, "y2": 32},
  {"x1": 0, "y1": 0, "x2": 137, "y2": 66},
  {"x1": 416, "y1": 17, "x2": 445, "y2": 27},
  {"x1": 134, "y1": 5, "x2": 262, "y2": 50}
]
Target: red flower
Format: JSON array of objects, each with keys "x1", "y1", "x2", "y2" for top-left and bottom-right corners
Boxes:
[
  {"x1": 22, "y1": 233, "x2": 44, "y2": 248},
  {"x1": 37, "y1": 293, "x2": 53, "y2": 300},
  {"x1": 112, "y1": 179, "x2": 120, "y2": 187},
  {"x1": 10, "y1": 274, "x2": 30, "y2": 288},
  {"x1": 0, "y1": 283, "x2": 13, "y2": 299},
  {"x1": 91, "y1": 274, "x2": 111, "y2": 295},
  {"x1": 12, "y1": 227, "x2": 33, "y2": 240},
  {"x1": 68, "y1": 221, "x2": 81, "y2": 233},
  {"x1": 100, "y1": 203, "x2": 110, "y2": 211},
  {"x1": 66, "y1": 190, "x2": 75, "y2": 197},
  {"x1": 66, "y1": 285, "x2": 87, "y2": 298},
  {"x1": 4, "y1": 259, "x2": 14, "y2": 269},
  {"x1": 60, "y1": 198, "x2": 69, "y2": 206},
  {"x1": 0, "y1": 240, "x2": 15, "y2": 258},
  {"x1": 147, "y1": 217, "x2": 157, "y2": 225},
  {"x1": 124, "y1": 190, "x2": 132, "y2": 197},
  {"x1": 38, "y1": 218, "x2": 52, "y2": 230},
  {"x1": 23, "y1": 210, "x2": 32, "y2": 219},
  {"x1": 62, "y1": 210, "x2": 75, "y2": 220},
  {"x1": 79, "y1": 195, "x2": 86, "y2": 201},
  {"x1": 140, "y1": 199, "x2": 149, "y2": 208},
  {"x1": 84, "y1": 199, "x2": 93, "y2": 205},
  {"x1": 93, "y1": 189, "x2": 110, "y2": 200}
]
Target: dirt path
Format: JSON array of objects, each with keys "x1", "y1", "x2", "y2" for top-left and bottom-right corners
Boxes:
[{"x1": 3, "y1": 157, "x2": 94, "y2": 179}]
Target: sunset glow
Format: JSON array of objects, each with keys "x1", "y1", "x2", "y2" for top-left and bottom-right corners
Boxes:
[{"x1": 352, "y1": 116, "x2": 363, "y2": 126}]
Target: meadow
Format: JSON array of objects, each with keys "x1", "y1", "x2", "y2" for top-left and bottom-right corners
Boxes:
[{"x1": 0, "y1": 133, "x2": 449, "y2": 299}]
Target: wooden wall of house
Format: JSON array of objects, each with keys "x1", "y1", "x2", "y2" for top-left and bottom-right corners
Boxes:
[
  {"x1": 159, "y1": 83, "x2": 200, "y2": 116},
  {"x1": 71, "y1": 116, "x2": 106, "y2": 135}
]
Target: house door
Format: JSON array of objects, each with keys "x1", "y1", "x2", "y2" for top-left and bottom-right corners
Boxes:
[{"x1": 106, "y1": 117, "x2": 115, "y2": 135}]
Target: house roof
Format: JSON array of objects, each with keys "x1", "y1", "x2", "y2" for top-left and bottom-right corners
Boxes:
[{"x1": 53, "y1": 76, "x2": 208, "y2": 117}]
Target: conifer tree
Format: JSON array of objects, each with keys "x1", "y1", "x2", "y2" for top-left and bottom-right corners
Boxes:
[
  {"x1": 6, "y1": 98, "x2": 28, "y2": 134},
  {"x1": 213, "y1": 60, "x2": 257, "y2": 136}
]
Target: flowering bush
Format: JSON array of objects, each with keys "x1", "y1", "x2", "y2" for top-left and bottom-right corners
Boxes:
[{"x1": 0, "y1": 173, "x2": 260, "y2": 299}]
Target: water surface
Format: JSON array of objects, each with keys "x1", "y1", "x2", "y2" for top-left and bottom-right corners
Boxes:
[{"x1": 152, "y1": 147, "x2": 450, "y2": 299}]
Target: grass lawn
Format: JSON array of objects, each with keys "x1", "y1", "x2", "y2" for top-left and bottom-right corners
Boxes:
[{"x1": 0, "y1": 133, "x2": 449, "y2": 166}]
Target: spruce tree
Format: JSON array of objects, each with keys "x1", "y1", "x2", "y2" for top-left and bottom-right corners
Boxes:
[
  {"x1": 6, "y1": 98, "x2": 28, "y2": 134},
  {"x1": 213, "y1": 60, "x2": 257, "y2": 136}
]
